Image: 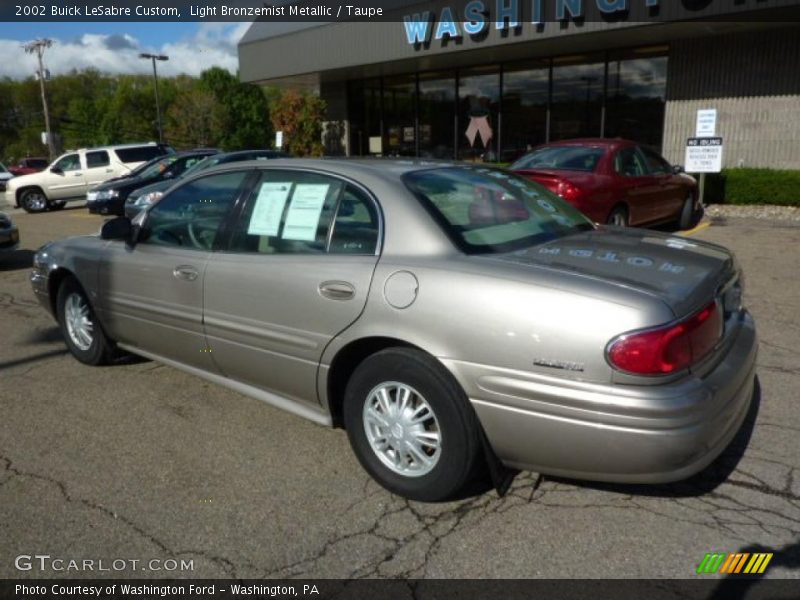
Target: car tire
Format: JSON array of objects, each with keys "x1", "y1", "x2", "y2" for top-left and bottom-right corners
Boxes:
[
  {"x1": 678, "y1": 195, "x2": 695, "y2": 230},
  {"x1": 20, "y1": 188, "x2": 49, "y2": 213},
  {"x1": 57, "y1": 277, "x2": 115, "y2": 366},
  {"x1": 607, "y1": 205, "x2": 629, "y2": 227},
  {"x1": 343, "y1": 347, "x2": 484, "y2": 502}
]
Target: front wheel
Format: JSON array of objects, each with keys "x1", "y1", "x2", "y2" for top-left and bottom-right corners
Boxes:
[
  {"x1": 57, "y1": 278, "x2": 115, "y2": 365},
  {"x1": 20, "y1": 188, "x2": 49, "y2": 213},
  {"x1": 343, "y1": 348, "x2": 483, "y2": 502}
]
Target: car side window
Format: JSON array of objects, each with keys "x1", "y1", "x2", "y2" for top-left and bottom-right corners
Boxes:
[
  {"x1": 86, "y1": 151, "x2": 110, "y2": 168},
  {"x1": 174, "y1": 156, "x2": 204, "y2": 176},
  {"x1": 230, "y1": 170, "x2": 344, "y2": 255},
  {"x1": 614, "y1": 148, "x2": 648, "y2": 177},
  {"x1": 329, "y1": 186, "x2": 379, "y2": 254},
  {"x1": 53, "y1": 154, "x2": 81, "y2": 172},
  {"x1": 640, "y1": 147, "x2": 672, "y2": 175},
  {"x1": 140, "y1": 171, "x2": 248, "y2": 251}
]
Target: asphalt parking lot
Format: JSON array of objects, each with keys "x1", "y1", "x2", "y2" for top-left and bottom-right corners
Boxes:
[{"x1": 1, "y1": 204, "x2": 799, "y2": 580}]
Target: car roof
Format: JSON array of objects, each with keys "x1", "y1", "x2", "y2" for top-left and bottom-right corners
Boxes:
[
  {"x1": 536, "y1": 138, "x2": 634, "y2": 149},
  {"x1": 70, "y1": 142, "x2": 161, "y2": 153},
  {"x1": 202, "y1": 157, "x2": 484, "y2": 182}
]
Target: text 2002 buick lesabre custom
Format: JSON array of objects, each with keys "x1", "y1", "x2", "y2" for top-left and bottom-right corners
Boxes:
[{"x1": 30, "y1": 159, "x2": 757, "y2": 501}]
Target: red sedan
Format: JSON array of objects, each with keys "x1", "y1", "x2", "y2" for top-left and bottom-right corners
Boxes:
[
  {"x1": 510, "y1": 139, "x2": 701, "y2": 229},
  {"x1": 8, "y1": 157, "x2": 48, "y2": 177}
]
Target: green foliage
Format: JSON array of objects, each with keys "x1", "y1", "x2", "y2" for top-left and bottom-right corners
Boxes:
[
  {"x1": 269, "y1": 89, "x2": 326, "y2": 157},
  {"x1": 198, "y1": 67, "x2": 272, "y2": 150},
  {"x1": 0, "y1": 67, "x2": 273, "y2": 161},
  {"x1": 702, "y1": 168, "x2": 800, "y2": 206}
]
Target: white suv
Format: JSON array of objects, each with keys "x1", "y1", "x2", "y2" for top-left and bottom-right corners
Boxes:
[{"x1": 5, "y1": 143, "x2": 173, "y2": 213}]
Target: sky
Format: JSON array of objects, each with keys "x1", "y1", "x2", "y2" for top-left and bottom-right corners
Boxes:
[{"x1": 0, "y1": 22, "x2": 250, "y2": 79}]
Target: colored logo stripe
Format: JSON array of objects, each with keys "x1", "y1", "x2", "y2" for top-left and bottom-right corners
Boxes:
[{"x1": 697, "y1": 552, "x2": 773, "y2": 574}]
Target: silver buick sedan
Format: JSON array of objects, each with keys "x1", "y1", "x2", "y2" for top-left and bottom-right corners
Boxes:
[{"x1": 31, "y1": 159, "x2": 757, "y2": 502}]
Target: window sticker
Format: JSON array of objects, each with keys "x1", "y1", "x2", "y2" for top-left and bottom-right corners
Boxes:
[
  {"x1": 282, "y1": 183, "x2": 330, "y2": 241},
  {"x1": 247, "y1": 182, "x2": 293, "y2": 236}
]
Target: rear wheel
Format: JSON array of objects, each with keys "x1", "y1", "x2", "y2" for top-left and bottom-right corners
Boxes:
[
  {"x1": 57, "y1": 278, "x2": 115, "y2": 365},
  {"x1": 343, "y1": 348, "x2": 483, "y2": 502},
  {"x1": 678, "y1": 194, "x2": 695, "y2": 230},
  {"x1": 607, "y1": 205, "x2": 629, "y2": 227},
  {"x1": 20, "y1": 188, "x2": 48, "y2": 213}
]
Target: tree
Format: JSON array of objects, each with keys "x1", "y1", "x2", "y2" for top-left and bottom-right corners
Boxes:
[
  {"x1": 198, "y1": 67, "x2": 271, "y2": 150},
  {"x1": 165, "y1": 77, "x2": 224, "y2": 148},
  {"x1": 270, "y1": 89, "x2": 326, "y2": 156}
]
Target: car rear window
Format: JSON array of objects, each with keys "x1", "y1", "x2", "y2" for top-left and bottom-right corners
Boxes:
[
  {"x1": 404, "y1": 167, "x2": 593, "y2": 254},
  {"x1": 114, "y1": 146, "x2": 169, "y2": 164},
  {"x1": 26, "y1": 159, "x2": 48, "y2": 169},
  {"x1": 511, "y1": 146, "x2": 605, "y2": 172}
]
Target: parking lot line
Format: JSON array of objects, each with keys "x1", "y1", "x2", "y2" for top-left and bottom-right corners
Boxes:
[{"x1": 682, "y1": 221, "x2": 711, "y2": 237}]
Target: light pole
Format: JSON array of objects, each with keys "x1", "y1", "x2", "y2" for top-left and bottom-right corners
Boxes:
[
  {"x1": 24, "y1": 38, "x2": 56, "y2": 160},
  {"x1": 139, "y1": 53, "x2": 169, "y2": 143}
]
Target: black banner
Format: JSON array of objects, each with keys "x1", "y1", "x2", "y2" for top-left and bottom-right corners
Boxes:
[
  {"x1": 3, "y1": 579, "x2": 800, "y2": 600},
  {"x1": 2, "y1": 0, "x2": 800, "y2": 22}
]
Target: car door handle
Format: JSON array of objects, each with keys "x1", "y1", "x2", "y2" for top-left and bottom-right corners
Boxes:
[
  {"x1": 319, "y1": 281, "x2": 355, "y2": 300},
  {"x1": 173, "y1": 265, "x2": 199, "y2": 281}
]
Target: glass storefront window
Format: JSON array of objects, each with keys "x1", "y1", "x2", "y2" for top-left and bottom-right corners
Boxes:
[
  {"x1": 457, "y1": 67, "x2": 500, "y2": 162},
  {"x1": 502, "y1": 59, "x2": 550, "y2": 162},
  {"x1": 346, "y1": 47, "x2": 669, "y2": 158},
  {"x1": 348, "y1": 78, "x2": 382, "y2": 156},
  {"x1": 605, "y1": 50, "x2": 668, "y2": 149},
  {"x1": 383, "y1": 74, "x2": 417, "y2": 157},
  {"x1": 550, "y1": 57, "x2": 605, "y2": 141},
  {"x1": 418, "y1": 72, "x2": 456, "y2": 159}
]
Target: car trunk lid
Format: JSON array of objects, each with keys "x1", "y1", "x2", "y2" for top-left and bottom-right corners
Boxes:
[{"x1": 487, "y1": 226, "x2": 737, "y2": 319}]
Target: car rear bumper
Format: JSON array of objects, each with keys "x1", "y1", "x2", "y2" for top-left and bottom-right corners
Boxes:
[
  {"x1": 442, "y1": 311, "x2": 757, "y2": 483},
  {"x1": 2, "y1": 191, "x2": 15, "y2": 209}
]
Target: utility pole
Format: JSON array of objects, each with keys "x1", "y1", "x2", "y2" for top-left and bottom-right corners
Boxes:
[
  {"x1": 139, "y1": 53, "x2": 169, "y2": 143},
  {"x1": 24, "y1": 38, "x2": 56, "y2": 160}
]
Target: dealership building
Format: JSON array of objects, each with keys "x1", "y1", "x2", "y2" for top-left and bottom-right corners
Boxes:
[{"x1": 238, "y1": 1, "x2": 800, "y2": 169}]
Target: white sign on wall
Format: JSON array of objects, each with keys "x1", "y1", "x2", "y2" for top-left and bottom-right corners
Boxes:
[
  {"x1": 275, "y1": 131, "x2": 284, "y2": 149},
  {"x1": 695, "y1": 109, "x2": 717, "y2": 137},
  {"x1": 685, "y1": 137, "x2": 723, "y2": 173}
]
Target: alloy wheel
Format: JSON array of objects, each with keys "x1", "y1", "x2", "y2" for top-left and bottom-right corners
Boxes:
[
  {"x1": 64, "y1": 292, "x2": 94, "y2": 351},
  {"x1": 362, "y1": 381, "x2": 442, "y2": 477}
]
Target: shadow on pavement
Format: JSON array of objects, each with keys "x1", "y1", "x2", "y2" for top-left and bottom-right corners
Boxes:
[
  {"x1": 706, "y1": 540, "x2": 800, "y2": 598},
  {"x1": 25, "y1": 326, "x2": 63, "y2": 344},
  {"x1": 0, "y1": 348, "x2": 68, "y2": 372},
  {"x1": 0, "y1": 249, "x2": 34, "y2": 272}
]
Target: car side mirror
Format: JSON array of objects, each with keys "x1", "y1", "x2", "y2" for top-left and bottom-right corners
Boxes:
[
  {"x1": 50, "y1": 166, "x2": 63, "y2": 175},
  {"x1": 672, "y1": 165, "x2": 685, "y2": 174},
  {"x1": 101, "y1": 216, "x2": 133, "y2": 243}
]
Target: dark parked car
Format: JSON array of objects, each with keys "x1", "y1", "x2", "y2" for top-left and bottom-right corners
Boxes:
[
  {"x1": 0, "y1": 212, "x2": 19, "y2": 251},
  {"x1": 510, "y1": 139, "x2": 701, "y2": 229},
  {"x1": 8, "y1": 157, "x2": 48, "y2": 176},
  {"x1": 87, "y1": 150, "x2": 218, "y2": 215},
  {"x1": 124, "y1": 149, "x2": 290, "y2": 219}
]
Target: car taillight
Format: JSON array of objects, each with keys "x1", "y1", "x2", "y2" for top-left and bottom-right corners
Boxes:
[
  {"x1": 607, "y1": 301, "x2": 723, "y2": 375},
  {"x1": 556, "y1": 181, "x2": 581, "y2": 202}
]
